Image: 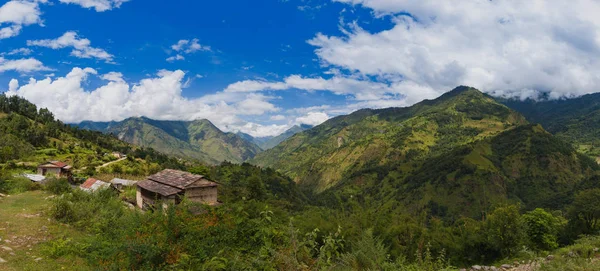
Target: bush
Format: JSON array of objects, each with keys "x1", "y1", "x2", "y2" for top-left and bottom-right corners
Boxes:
[
  {"x1": 0, "y1": 176, "x2": 40, "y2": 194},
  {"x1": 522, "y1": 208, "x2": 565, "y2": 251},
  {"x1": 44, "y1": 177, "x2": 72, "y2": 195}
]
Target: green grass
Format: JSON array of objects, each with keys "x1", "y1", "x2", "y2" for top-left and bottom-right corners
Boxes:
[{"x1": 0, "y1": 191, "x2": 91, "y2": 270}]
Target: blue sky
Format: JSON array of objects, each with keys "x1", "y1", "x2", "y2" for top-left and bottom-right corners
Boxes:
[{"x1": 3, "y1": 0, "x2": 600, "y2": 136}]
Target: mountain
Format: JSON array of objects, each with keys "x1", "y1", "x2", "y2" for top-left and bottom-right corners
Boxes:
[
  {"x1": 500, "y1": 93, "x2": 600, "y2": 156},
  {"x1": 260, "y1": 124, "x2": 313, "y2": 150},
  {"x1": 251, "y1": 86, "x2": 598, "y2": 217},
  {"x1": 252, "y1": 86, "x2": 527, "y2": 191},
  {"x1": 238, "y1": 124, "x2": 313, "y2": 150},
  {"x1": 76, "y1": 117, "x2": 262, "y2": 164}
]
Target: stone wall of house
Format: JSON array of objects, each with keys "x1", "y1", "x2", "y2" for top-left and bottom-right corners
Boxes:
[{"x1": 186, "y1": 187, "x2": 217, "y2": 204}]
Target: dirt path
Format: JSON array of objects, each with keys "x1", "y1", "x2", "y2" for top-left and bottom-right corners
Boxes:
[{"x1": 96, "y1": 157, "x2": 127, "y2": 169}]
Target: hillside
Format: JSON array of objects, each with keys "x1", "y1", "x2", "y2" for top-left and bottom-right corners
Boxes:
[
  {"x1": 500, "y1": 94, "x2": 600, "y2": 156},
  {"x1": 251, "y1": 86, "x2": 599, "y2": 218},
  {"x1": 77, "y1": 117, "x2": 262, "y2": 164},
  {"x1": 252, "y1": 86, "x2": 528, "y2": 191}
]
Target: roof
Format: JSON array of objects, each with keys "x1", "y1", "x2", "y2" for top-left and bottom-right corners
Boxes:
[
  {"x1": 137, "y1": 180, "x2": 182, "y2": 196},
  {"x1": 21, "y1": 174, "x2": 46, "y2": 183},
  {"x1": 38, "y1": 161, "x2": 72, "y2": 169},
  {"x1": 138, "y1": 169, "x2": 218, "y2": 196},
  {"x1": 80, "y1": 178, "x2": 111, "y2": 192},
  {"x1": 110, "y1": 178, "x2": 137, "y2": 186},
  {"x1": 147, "y1": 169, "x2": 209, "y2": 189}
]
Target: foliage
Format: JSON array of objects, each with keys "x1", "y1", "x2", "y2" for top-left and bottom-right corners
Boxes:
[
  {"x1": 568, "y1": 189, "x2": 600, "y2": 234},
  {"x1": 522, "y1": 208, "x2": 565, "y2": 251},
  {"x1": 44, "y1": 177, "x2": 72, "y2": 195},
  {"x1": 76, "y1": 117, "x2": 262, "y2": 164}
]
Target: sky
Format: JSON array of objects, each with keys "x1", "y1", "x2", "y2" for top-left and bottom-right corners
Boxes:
[{"x1": 2, "y1": 0, "x2": 600, "y2": 137}]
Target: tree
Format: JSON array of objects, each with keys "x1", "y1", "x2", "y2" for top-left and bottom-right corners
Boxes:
[
  {"x1": 484, "y1": 205, "x2": 524, "y2": 257},
  {"x1": 522, "y1": 208, "x2": 564, "y2": 251},
  {"x1": 568, "y1": 189, "x2": 600, "y2": 233},
  {"x1": 247, "y1": 175, "x2": 267, "y2": 200}
]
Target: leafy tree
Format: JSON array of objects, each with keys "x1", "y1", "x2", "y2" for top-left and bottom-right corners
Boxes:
[
  {"x1": 568, "y1": 188, "x2": 600, "y2": 233},
  {"x1": 522, "y1": 208, "x2": 565, "y2": 251},
  {"x1": 483, "y1": 205, "x2": 524, "y2": 257}
]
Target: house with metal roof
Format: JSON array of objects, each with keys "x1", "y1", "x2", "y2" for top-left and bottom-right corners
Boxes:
[
  {"x1": 37, "y1": 161, "x2": 72, "y2": 179},
  {"x1": 136, "y1": 169, "x2": 218, "y2": 210},
  {"x1": 80, "y1": 178, "x2": 111, "y2": 192}
]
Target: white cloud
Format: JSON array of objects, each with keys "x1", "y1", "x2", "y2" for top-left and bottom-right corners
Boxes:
[
  {"x1": 6, "y1": 48, "x2": 33, "y2": 55},
  {"x1": 27, "y1": 31, "x2": 114, "y2": 62},
  {"x1": 316, "y1": 0, "x2": 600, "y2": 100},
  {"x1": 295, "y1": 112, "x2": 329, "y2": 126},
  {"x1": 270, "y1": 115, "x2": 285, "y2": 121},
  {"x1": 4, "y1": 68, "x2": 288, "y2": 137},
  {"x1": 0, "y1": 0, "x2": 45, "y2": 39},
  {"x1": 166, "y1": 54, "x2": 184, "y2": 62},
  {"x1": 0, "y1": 57, "x2": 51, "y2": 73},
  {"x1": 171, "y1": 38, "x2": 211, "y2": 53},
  {"x1": 59, "y1": 0, "x2": 129, "y2": 12}
]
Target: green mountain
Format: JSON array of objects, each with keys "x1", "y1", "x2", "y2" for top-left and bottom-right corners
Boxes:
[
  {"x1": 251, "y1": 86, "x2": 598, "y2": 217},
  {"x1": 238, "y1": 124, "x2": 313, "y2": 150},
  {"x1": 500, "y1": 93, "x2": 600, "y2": 156},
  {"x1": 78, "y1": 117, "x2": 262, "y2": 164}
]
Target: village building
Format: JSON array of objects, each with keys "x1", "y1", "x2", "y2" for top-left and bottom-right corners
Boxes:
[
  {"x1": 80, "y1": 178, "x2": 111, "y2": 192},
  {"x1": 37, "y1": 161, "x2": 72, "y2": 180},
  {"x1": 112, "y1": 152, "x2": 126, "y2": 159},
  {"x1": 110, "y1": 178, "x2": 137, "y2": 191},
  {"x1": 136, "y1": 169, "x2": 218, "y2": 210}
]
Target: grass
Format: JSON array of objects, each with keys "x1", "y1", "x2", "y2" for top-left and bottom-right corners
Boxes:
[{"x1": 0, "y1": 191, "x2": 91, "y2": 270}]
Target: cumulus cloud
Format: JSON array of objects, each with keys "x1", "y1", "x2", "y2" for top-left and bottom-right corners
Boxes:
[
  {"x1": 0, "y1": 0, "x2": 45, "y2": 39},
  {"x1": 224, "y1": 74, "x2": 439, "y2": 105},
  {"x1": 166, "y1": 38, "x2": 211, "y2": 62},
  {"x1": 166, "y1": 54, "x2": 184, "y2": 62},
  {"x1": 59, "y1": 0, "x2": 129, "y2": 12},
  {"x1": 0, "y1": 57, "x2": 51, "y2": 73},
  {"x1": 295, "y1": 112, "x2": 329, "y2": 126},
  {"x1": 317, "y1": 0, "x2": 600, "y2": 100},
  {"x1": 6, "y1": 48, "x2": 33, "y2": 55},
  {"x1": 171, "y1": 38, "x2": 211, "y2": 53},
  {"x1": 4, "y1": 68, "x2": 289, "y2": 137},
  {"x1": 27, "y1": 31, "x2": 114, "y2": 62}
]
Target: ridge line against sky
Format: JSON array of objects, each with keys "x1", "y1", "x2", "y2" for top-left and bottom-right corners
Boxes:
[{"x1": 2, "y1": 0, "x2": 600, "y2": 137}]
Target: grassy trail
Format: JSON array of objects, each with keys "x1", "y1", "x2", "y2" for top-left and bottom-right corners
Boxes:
[{"x1": 0, "y1": 191, "x2": 90, "y2": 271}]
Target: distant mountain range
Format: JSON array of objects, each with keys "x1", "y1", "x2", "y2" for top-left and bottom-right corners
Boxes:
[
  {"x1": 75, "y1": 118, "x2": 311, "y2": 164},
  {"x1": 251, "y1": 86, "x2": 599, "y2": 218},
  {"x1": 237, "y1": 124, "x2": 313, "y2": 150}
]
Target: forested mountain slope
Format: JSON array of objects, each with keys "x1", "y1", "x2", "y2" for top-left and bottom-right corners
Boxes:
[{"x1": 77, "y1": 117, "x2": 262, "y2": 164}]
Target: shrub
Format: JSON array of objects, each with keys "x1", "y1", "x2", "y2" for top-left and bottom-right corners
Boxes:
[
  {"x1": 522, "y1": 208, "x2": 565, "y2": 251},
  {"x1": 0, "y1": 176, "x2": 40, "y2": 194},
  {"x1": 44, "y1": 177, "x2": 72, "y2": 195}
]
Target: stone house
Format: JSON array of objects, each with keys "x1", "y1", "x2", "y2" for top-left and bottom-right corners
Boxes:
[{"x1": 136, "y1": 169, "x2": 218, "y2": 210}]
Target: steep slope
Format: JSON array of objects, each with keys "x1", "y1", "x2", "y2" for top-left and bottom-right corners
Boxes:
[
  {"x1": 84, "y1": 117, "x2": 262, "y2": 164},
  {"x1": 500, "y1": 94, "x2": 600, "y2": 156},
  {"x1": 252, "y1": 86, "x2": 528, "y2": 192},
  {"x1": 350, "y1": 124, "x2": 598, "y2": 218}
]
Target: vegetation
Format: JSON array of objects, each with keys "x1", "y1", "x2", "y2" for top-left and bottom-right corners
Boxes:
[{"x1": 76, "y1": 117, "x2": 262, "y2": 164}]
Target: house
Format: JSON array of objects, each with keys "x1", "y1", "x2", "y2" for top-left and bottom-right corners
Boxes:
[
  {"x1": 37, "y1": 161, "x2": 72, "y2": 179},
  {"x1": 112, "y1": 152, "x2": 126, "y2": 159},
  {"x1": 136, "y1": 169, "x2": 218, "y2": 210},
  {"x1": 110, "y1": 178, "x2": 137, "y2": 191},
  {"x1": 80, "y1": 178, "x2": 111, "y2": 192}
]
